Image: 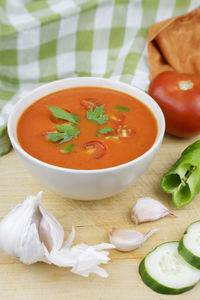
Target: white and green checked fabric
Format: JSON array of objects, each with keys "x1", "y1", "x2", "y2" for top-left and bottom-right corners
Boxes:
[{"x1": 0, "y1": 0, "x2": 198, "y2": 155}]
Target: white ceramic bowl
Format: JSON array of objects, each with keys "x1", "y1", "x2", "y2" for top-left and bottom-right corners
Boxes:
[{"x1": 8, "y1": 77, "x2": 165, "y2": 200}]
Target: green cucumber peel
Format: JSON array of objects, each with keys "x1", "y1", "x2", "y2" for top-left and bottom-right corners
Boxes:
[
  {"x1": 178, "y1": 220, "x2": 200, "y2": 269},
  {"x1": 160, "y1": 140, "x2": 200, "y2": 207},
  {"x1": 139, "y1": 257, "x2": 194, "y2": 295},
  {"x1": 178, "y1": 239, "x2": 200, "y2": 270},
  {"x1": 139, "y1": 241, "x2": 200, "y2": 295}
]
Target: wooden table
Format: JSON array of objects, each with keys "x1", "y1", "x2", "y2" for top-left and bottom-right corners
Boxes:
[{"x1": 1, "y1": 134, "x2": 200, "y2": 300}]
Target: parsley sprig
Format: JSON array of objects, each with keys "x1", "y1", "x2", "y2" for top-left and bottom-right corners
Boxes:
[
  {"x1": 87, "y1": 105, "x2": 108, "y2": 125},
  {"x1": 47, "y1": 106, "x2": 79, "y2": 123},
  {"x1": 47, "y1": 123, "x2": 80, "y2": 144}
]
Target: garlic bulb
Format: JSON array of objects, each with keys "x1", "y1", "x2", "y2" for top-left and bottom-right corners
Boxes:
[
  {"x1": 131, "y1": 197, "x2": 174, "y2": 225},
  {"x1": 0, "y1": 192, "x2": 114, "y2": 277},
  {"x1": 109, "y1": 228, "x2": 159, "y2": 252}
]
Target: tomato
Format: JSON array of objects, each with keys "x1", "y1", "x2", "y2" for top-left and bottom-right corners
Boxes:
[
  {"x1": 50, "y1": 109, "x2": 71, "y2": 124},
  {"x1": 80, "y1": 98, "x2": 101, "y2": 110},
  {"x1": 149, "y1": 71, "x2": 200, "y2": 138},
  {"x1": 109, "y1": 111, "x2": 126, "y2": 124},
  {"x1": 115, "y1": 125, "x2": 135, "y2": 138},
  {"x1": 83, "y1": 140, "x2": 106, "y2": 159}
]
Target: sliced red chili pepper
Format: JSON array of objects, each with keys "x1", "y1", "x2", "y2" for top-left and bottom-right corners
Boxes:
[
  {"x1": 83, "y1": 140, "x2": 106, "y2": 159},
  {"x1": 115, "y1": 125, "x2": 135, "y2": 138},
  {"x1": 50, "y1": 109, "x2": 72, "y2": 124},
  {"x1": 108, "y1": 111, "x2": 126, "y2": 124},
  {"x1": 80, "y1": 98, "x2": 101, "y2": 110}
]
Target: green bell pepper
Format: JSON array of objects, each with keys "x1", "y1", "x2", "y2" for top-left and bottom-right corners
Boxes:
[{"x1": 161, "y1": 140, "x2": 200, "y2": 207}]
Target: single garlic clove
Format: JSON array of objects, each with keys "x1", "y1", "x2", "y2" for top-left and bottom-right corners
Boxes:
[
  {"x1": 39, "y1": 202, "x2": 64, "y2": 252},
  {"x1": 19, "y1": 223, "x2": 46, "y2": 264},
  {"x1": 131, "y1": 197, "x2": 174, "y2": 225},
  {"x1": 109, "y1": 228, "x2": 159, "y2": 252},
  {"x1": 39, "y1": 216, "x2": 52, "y2": 252}
]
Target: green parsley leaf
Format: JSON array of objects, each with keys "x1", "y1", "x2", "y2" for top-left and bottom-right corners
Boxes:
[
  {"x1": 47, "y1": 123, "x2": 80, "y2": 144},
  {"x1": 61, "y1": 144, "x2": 75, "y2": 153},
  {"x1": 97, "y1": 127, "x2": 114, "y2": 136},
  {"x1": 115, "y1": 105, "x2": 130, "y2": 112},
  {"x1": 87, "y1": 105, "x2": 108, "y2": 125},
  {"x1": 47, "y1": 106, "x2": 79, "y2": 123}
]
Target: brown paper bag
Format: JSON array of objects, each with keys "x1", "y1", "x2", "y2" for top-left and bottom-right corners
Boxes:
[{"x1": 148, "y1": 7, "x2": 200, "y2": 79}]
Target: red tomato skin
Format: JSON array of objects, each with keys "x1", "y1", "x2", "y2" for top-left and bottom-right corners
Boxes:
[
  {"x1": 149, "y1": 71, "x2": 200, "y2": 138},
  {"x1": 80, "y1": 98, "x2": 101, "y2": 110},
  {"x1": 108, "y1": 111, "x2": 126, "y2": 124},
  {"x1": 83, "y1": 140, "x2": 106, "y2": 159}
]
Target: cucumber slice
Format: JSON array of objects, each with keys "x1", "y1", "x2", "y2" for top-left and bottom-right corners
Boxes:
[
  {"x1": 139, "y1": 241, "x2": 200, "y2": 295},
  {"x1": 178, "y1": 220, "x2": 200, "y2": 269}
]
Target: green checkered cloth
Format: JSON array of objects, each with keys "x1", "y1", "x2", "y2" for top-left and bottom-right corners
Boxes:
[{"x1": 0, "y1": 0, "x2": 197, "y2": 155}]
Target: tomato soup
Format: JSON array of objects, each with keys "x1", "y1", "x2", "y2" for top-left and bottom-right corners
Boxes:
[{"x1": 17, "y1": 87, "x2": 158, "y2": 170}]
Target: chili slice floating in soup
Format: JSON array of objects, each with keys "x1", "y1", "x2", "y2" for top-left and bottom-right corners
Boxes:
[
  {"x1": 17, "y1": 87, "x2": 158, "y2": 170},
  {"x1": 83, "y1": 141, "x2": 106, "y2": 159},
  {"x1": 80, "y1": 98, "x2": 101, "y2": 110},
  {"x1": 109, "y1": 110, "x2": 126, "y2": 124}
]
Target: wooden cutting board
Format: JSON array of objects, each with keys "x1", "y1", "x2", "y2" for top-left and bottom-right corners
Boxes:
[{"x1": 1, "y1": 133, "x2": 200, "y2": 300}]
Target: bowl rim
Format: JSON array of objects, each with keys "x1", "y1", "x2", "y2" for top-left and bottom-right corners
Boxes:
[{"x1": 8, "y1": 77, "x2": 165, "y2": 174}]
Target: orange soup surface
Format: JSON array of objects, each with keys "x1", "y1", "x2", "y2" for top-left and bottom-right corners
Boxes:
[{"x1": 17, "y1": 87, "x2": 158, "y2": 170}]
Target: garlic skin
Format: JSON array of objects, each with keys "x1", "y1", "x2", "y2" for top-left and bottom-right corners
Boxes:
[
  {"x1": 109, "y1": 228, "x2": 159, "y2": 252},
  {"x1": 0, "y1": 192, "x2": 47, "y2": 264},
  {"x1": 131, "y1": 197, "x2": 174, "y2": 225},
  {"x1": 0, "y1": 192, "x2": 114, "y2": 277}
]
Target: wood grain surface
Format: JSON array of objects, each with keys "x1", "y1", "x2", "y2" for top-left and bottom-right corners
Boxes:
[{"x1": 1, "y1": 134, "x2": 200, "y2": 300}]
